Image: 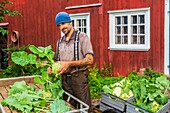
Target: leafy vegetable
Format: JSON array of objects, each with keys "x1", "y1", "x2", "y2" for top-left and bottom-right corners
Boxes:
[
  {"x1": 48, "y1": 99, "x2": 70, "y2": 113},
  {"x1": 102, "y1": 68, "x2": 170, "y2": 113},
  {"x1": 1, "y1": 81, "x2": 69, "y2": 113},
  {"x1": 102, "y1": 78, "x2": 133, "y2": 100},
  {"x1": 128, "y1": 69, "x2": 170, "y2": 113}
]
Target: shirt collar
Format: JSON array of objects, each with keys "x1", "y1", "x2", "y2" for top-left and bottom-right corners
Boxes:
[{"x1": 63, "y1": 29, "x2": 76, "y2": 41}]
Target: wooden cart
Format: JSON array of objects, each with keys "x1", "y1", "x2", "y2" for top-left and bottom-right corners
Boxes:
[{"x1": 0, "y1": 76, "x2": 89, "y2": 113}]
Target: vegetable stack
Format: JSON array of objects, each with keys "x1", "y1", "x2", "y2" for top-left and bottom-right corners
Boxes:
[
  {"x1": 102, "y1": 68, "x2": 170, "y2": 113},
  {"x1": 128, "y1": 69, "x2": 170, "y2": 113}
]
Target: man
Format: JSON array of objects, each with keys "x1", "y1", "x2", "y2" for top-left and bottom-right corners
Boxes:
[{"x1": 54, "y1": 12, "x2": 94, "y2": 112}]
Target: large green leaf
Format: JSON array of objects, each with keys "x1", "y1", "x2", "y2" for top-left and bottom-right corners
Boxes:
[
  {"x1": 8, "y1": 81, "x2": 28, "y2": 95},
  {"x1": 49, "y1": 99, "x2": 70, "y2": 113},
  {"x1": 11, "y1": 51, "x2": 29, "y2": 66},
  {"x1": 29, "y1": 45, "x2": 41, "y2": 54},
  {"x1": 34, "y1": 77, "x2": 46, "y2": 85},
  {"x1": 28, "y1": 54, "x2": 37, "y2": 64},
  {"x1": 11, "y1": 51, "x2": 37, "y2": 66}
]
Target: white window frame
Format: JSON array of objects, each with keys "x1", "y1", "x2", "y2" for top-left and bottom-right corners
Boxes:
[
  {"x1": 70, "y1": 13, "x2": 90, "y2": 38},
  {"x1": 108, "y1": 8, "x2": 150, "y2": 51}
]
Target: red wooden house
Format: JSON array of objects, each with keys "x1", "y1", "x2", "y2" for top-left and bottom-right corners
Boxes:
[{"x1": 1, "y1": 0, "x2": 170, "y2": 76}]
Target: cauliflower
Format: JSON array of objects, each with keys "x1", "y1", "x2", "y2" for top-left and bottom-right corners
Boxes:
[
  {"x1": 129, "y1": 90, "x2": 133, "y2": 97},
  {"x1": 52, "y1": 62, "x2": 61, "y2": 77},
  {"x1": 112, "y1": 87, "x2": 122, "y2": 97}
]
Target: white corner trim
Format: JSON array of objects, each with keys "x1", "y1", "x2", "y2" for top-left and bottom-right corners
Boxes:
[
  {"x1": 164, "y1": 0, "x2": 169, "y2": 74},
  {"x1": 65, "y1": 3, "x2": 102, "y2": 10}
]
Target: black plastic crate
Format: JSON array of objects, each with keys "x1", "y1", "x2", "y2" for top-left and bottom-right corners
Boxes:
[
  {"x1": 100, "y1": 92, "x2": 133, "y2": 112},
  {"x1": 99, "y1": 102, "x2": 123, "y2": 113}
]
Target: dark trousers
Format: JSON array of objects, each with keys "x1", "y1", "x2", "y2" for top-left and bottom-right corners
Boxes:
[{"x1": 62, "y1": 71, "x2": 92, "y2": 112}]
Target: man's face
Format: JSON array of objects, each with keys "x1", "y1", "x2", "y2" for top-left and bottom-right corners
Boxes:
[{"x1": 57, "y1": 22, "x2": 72, "y2": 35}]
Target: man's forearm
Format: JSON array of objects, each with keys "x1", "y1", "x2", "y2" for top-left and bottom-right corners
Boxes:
[{"x1": 69, "y1": 54, "x2": 93, "y2": 67}]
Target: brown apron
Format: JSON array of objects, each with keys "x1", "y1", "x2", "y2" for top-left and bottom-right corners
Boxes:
[{"x1": 62, "y1": 70, "x2": 92, "y2": 112}]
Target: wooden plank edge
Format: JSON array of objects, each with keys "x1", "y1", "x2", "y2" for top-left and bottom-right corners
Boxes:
[{"x1": 0, "y1": 76, "x2": 35, "y2": 87}]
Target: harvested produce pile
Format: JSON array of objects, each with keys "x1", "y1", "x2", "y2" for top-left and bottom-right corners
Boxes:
[
  {"x1": 102, "y1": 68, "x2": 170, "y2": 113},
  {"x1": 1, "y1": 81, "x2": 69, "y2": 113},
  {"x1": 102, "y1": 78, "x2": 133, "y2": 100}
]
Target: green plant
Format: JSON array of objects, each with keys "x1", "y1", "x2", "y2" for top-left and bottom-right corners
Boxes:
[
  {"x1": 100, "y1": 62, "x2": 113, "y2": 76},
  {"x1": 1, "y1": 45, "x2": 71, "y2": 113},
  {"x1": 88, "y1": 64, "x2": 123, "y2": 99},
  {"x1": 0, "y1": 0, "x2": 21, "y2": 36},
  {"x1": 0, "y1": 45, "x2": 35, "y2": 78}
]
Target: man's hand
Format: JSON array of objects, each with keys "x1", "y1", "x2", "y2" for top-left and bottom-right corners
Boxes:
[{"x1": 58, "y1": 61, "x2": 70, "y2": 74}]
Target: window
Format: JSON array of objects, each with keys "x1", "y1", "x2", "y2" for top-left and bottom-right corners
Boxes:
[
  {"x1": 108, "y1": 8, "x2": 150, "y2": 51},
  {"x1": 70, "y1": 13, "x2": 90, "y2": 38}
]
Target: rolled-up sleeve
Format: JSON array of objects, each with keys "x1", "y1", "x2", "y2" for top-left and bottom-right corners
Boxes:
[{"x1": 79, "y1": 33, "x2": 94, "y2": 58}]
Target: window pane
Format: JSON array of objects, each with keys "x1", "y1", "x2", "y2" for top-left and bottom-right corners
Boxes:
[
  {"x1": 139, "y1": 36, "x2": 145, "y2": 44},
  {"x1": 82, "y1": 19, "x2": 86, "y2": 26},
  {"x1": 116, "y1": 16, "x2": 121, "y2": 25},
  {"x1": 139, "y1": 25, "x2": 145, "y2": 34},
  {"x1": 132, "y1": 15, "x2": 137, "y2": 24},
  {"x1": 115, "y1": 36, "x2": 121, "y2": 44},
  {"x1": 139, "y1": 15, "x2": 145, "y2": 24},
  {"x1": 122, "y1": 16, "x2": 127, "y2": 24},
  {"x1": 122, "y1": 26, "x2": 128, "y2": 34},
  {"x1": 122, "y1": 36, "x2": 128, "y2": 44},
  {"x1": 83, "y1": 28, "x2": 86, "y2": 33},
  {"x1": 72, "y1": 20, "x2": 74, "y2": 27},
  {"x1": 116, "y1": 26, "x2": 121, "y2": 34},
  {"x1": 131, "y1": 36, "x2": 137, "y2": 44},
  {"x1": 70, "y1": 14, "x2": 90, "y2": 39},
  {"x1": 132, "y1": 26, "x2": 137, "y2": 34},
  {"x1": 76, "y1": 19, "x2": 81, "y2": 27}
]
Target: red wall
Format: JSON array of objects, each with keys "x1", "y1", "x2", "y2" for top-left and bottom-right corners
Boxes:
[
  {"x1": 102, "y1": 0, "x2": 165, "y2": 76},
  {"x1": 4, "y1": 0, "x2": 165, "y2": 76}
]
